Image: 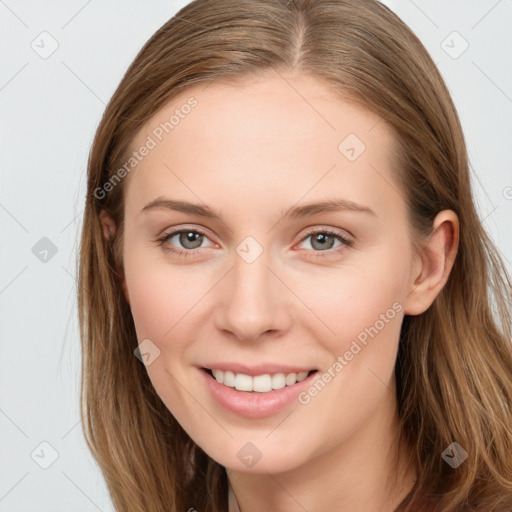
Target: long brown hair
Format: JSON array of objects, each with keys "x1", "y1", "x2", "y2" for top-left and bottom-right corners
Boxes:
[{"x1": 77, "y1": 1, "x2": 512, "y2": 510}]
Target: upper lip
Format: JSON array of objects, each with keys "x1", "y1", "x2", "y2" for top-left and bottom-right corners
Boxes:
[{"x1": 201, "y1": 363, "x2": 317, "y2": 376}]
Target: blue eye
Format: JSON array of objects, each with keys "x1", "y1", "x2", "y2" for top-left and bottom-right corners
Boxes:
[{"x1": 156, "y1": 227, "x2": 353, "y2": 259}]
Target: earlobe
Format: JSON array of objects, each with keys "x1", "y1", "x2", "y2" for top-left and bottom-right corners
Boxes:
[{"x1": 404, "y1": 210, "x2": 459, "y2": 316}]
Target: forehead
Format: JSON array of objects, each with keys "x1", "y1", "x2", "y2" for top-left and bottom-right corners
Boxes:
[{"x1": 124, "y1": 72, "x2": 399, "y2": 216}]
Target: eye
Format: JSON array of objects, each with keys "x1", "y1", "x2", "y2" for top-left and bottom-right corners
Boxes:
[
  {"x1": 156, "y1": 228, "x2": 214, "y2": 257},
  {"x1": 155, "y1": 226, "x2": 353, "y2": 259},
  {"x1": 296, "y1": 228, "x2": 353, "y2": 258}
]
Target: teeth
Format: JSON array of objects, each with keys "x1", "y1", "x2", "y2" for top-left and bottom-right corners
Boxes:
[{"x1": 211, "y1": 369, "x2": 310, "y2": 392}]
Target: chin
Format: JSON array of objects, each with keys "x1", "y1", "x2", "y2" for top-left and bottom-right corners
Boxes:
[{"x1": 205, "y1": 441, "x2": 312, "y2": 475}]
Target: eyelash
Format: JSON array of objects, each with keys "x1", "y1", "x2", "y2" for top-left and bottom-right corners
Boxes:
[{"x1": 155, "y1": 227, "x2": 353, "y2": 259}]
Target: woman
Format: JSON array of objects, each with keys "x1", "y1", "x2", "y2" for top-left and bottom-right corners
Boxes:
[{"x1": 77, "y1": 0, "x2": 512, "y2": 510}]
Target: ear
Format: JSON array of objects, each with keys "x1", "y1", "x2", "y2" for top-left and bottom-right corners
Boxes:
[
  {"x1": 404, "y1": 210, "x2": 459, "y2": 316},
  {"x1": 99, "y1": 209, "x2": 130, "y2": 305},
  {"x1": 99, "y1": 208, "x2": 116, "y2": 241}
]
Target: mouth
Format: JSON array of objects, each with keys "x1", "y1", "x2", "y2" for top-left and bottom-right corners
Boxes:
[
  {"x1": 199, "y1": 365, "x2": 321, "y2": 418},
  {"x1": 202, "y1": 367, "x2": 319, "y2": 393}
]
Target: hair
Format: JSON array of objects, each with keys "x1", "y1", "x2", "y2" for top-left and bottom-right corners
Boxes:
[{"x1": 77, "y1": 0, "x2": 512, "y2": 510}]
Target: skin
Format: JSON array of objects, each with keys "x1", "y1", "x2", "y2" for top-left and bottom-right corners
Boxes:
[{"x1": 100, "y1": 70, "x2": 459, "y2": 512}]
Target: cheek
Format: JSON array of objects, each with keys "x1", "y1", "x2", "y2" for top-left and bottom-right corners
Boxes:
[
  {"x1": 296, "y1": 268, "x2": 405, "y2": 450},
  {"x1": 124, "y1": 247, "x2": 202, "y2": 342},
  {"x1": 125, "y1": 272, "x2": 172, "y2": 342},
  {"x1": 123, "y1": 254, "x2": 201, "y2": 413},
  {"x1": 297, "y1": 250, "x2": 407, "y2": 410},
  {"x1": 304, "y1": 261, "x2": 406, "y2": 347}
]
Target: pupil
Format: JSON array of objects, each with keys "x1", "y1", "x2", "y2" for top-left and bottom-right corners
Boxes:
[
  {"x1": 313, "y1": 233, "x2": 333, "y2": 250},
  {"x1": 181, "y1": 231, "x2": 202, "y2": 249}
]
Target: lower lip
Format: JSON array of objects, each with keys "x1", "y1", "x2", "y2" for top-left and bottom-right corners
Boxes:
[{"x1": 199, "y1": 368, "x2": 319, "y2": 419}]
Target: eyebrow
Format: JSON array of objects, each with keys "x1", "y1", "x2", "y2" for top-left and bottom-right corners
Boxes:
[{"x1": 140, "y1": 197, "x2": 377, "y2": 220}]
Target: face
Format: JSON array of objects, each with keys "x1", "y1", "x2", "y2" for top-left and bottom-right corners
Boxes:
[{"x1": 116, "y1": 71, "x2": 424, "y2": 474}]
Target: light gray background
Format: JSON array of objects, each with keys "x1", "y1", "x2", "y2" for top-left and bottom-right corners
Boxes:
[{"x1": 1, "y1": 1, "x2": 511, "y2": 511}]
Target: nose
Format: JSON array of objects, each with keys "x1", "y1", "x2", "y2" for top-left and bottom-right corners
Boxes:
[{"x1": 214, "y1": 248, "x2": 292, "y2": 343}]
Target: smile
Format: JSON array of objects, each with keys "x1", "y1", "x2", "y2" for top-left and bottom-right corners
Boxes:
[
  {"x1": 206, "y1": 368, "x2": 316, "y2": 393},
  {"x1": 200, "y1": 367, "x2": 320, "y2": 418}
]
